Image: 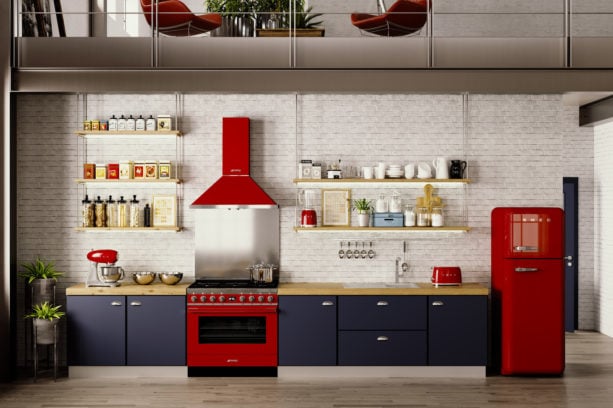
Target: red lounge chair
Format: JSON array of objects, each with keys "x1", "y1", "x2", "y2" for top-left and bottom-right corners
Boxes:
[
  {"x1": 140, "y1": 0, "x2": 222, "y2": 36},
  {"x1": 351, "y1": 0, "x2": 429, "y2": 37}
]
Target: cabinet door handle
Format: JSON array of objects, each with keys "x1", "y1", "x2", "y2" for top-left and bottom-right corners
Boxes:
[
  {"x1": 130, "y1": 301, "x2": 142, "y2": 306},
  {"x1": 515, "y1": 267, "x2": 539, "y2": 272},
  {"x1": 321, "y1": 301, "x2": 334, "y2": 306},
  {"x1": 110, "y1": 301, "x2": 122, "y2": 306},
  {"x1": 432, "y1": 301, "x2": 444, "y2": 306},
  {"x1": 377, "y1": 336, "x2": 389, "y2": 341},
  {"x1": 376, "y1": 301, "x2": 388, "y2": 306}
]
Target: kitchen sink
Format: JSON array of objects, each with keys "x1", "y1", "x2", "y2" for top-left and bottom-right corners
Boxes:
[{"x1": 343, "y1": 282, "x2": 421, "y2": 288}]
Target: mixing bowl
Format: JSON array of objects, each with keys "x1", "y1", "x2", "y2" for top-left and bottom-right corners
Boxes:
[
  {"x1": 132, "y1": 272, "x2": 156, "y2": 285},
  {"x1": 159, "y1": 272, "x2": 183, "y2": 285}
]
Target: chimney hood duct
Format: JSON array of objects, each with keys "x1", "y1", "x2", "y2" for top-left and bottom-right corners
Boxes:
[{"x1": 191, "y1": 117, "x2": 277, "y2": 208}]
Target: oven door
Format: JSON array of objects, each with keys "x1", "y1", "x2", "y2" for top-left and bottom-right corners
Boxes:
[{"x1": 187, "y1": 305, "x2": 278, "y2": 367}]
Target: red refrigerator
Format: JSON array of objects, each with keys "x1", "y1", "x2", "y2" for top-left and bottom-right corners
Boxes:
[{"x1": 491, "y1": 207, "x2": 565, "y2": 375}]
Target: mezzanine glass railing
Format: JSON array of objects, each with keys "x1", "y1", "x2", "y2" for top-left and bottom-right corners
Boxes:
[{"x1": 12, "y1": 0, "x2": 613, "y2": 70}]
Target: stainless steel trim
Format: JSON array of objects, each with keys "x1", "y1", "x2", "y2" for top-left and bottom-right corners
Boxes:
[
  {"x1": 515, "y1": 267, "x2": 539, "y2": 272},
  {"x1": 514, "y1": 246, "x2": 538, "y2": 251},
  {"x1": 191, "y1": 204, "x2": 279, "y2": 209}
]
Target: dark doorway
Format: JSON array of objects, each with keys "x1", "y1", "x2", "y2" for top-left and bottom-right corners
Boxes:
[{"x1": 563, "y1": 177, "x2": 579, "y2": 332}]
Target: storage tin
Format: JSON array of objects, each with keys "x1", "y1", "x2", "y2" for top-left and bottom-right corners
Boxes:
[
  {"x1": 145, "y1": 161, "x2": 158, "y2": 179},
  {"x1": 83, "y1": 163, "x2": 95, "y2": 179},
  {"x1": 373, "y1": 212, "x2": 404, "y2": 227},
  {"x1": 119, "y1": 161, "x2": 133, "y2": 179},
  {"x1": 158, "y1": 161, "x2": 172, "y2": 179},
  {"x1": 133, "y1": 162, "x2": 145, "y2": 179},
  {"x1": 107, "y1": 163, "x2": 119, "y2": 179},
  {"x1": 95, "y1": 164, "x2": 107, "y2": 179}
]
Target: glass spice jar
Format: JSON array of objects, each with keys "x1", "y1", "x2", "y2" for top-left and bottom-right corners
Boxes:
[
  {"x1": 94, "y1": 196, "x2": 106, "y2": 227},
  {"x1": 81, "y1": 195, "x2": 94, "y2": 228}
]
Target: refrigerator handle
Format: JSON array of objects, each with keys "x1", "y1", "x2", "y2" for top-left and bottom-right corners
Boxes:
[
  {"x1": 514, "y1": 246, "x2": 538, "y2": 252},
  {"x1": 515, "y1": 267, "x2": 539, "y2": 272}
]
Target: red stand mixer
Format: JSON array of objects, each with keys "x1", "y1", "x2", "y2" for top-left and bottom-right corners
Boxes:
[
  {"x1": 299, "y1": 189, "x2": 317, "y2": 227},
  {"x1": 86, "y1": 249, "x2": 125, "y2": 287}
]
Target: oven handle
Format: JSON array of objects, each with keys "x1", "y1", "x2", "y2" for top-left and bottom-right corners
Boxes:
[{"x1": 187, "y1": 306, "x2": 278, "y2": 314}]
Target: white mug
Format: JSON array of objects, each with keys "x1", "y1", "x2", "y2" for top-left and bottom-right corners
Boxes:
[
  {"x1": 362, "y1": 166, "x2": 374, "y2": 179},
  {"x1": 404, "y1": 163, "x2": 415, "y2": 179},
  {"x1": 432, "y1": 157, "x2": 449, "y2": 179},
  {"x1": 375, "y1": 166, "x2": 386, "y2": 179}
]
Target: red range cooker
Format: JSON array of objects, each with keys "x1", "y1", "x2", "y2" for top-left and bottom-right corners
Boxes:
[{"x1": 186, "y1": 280, "x2": 278, "y2": 377}]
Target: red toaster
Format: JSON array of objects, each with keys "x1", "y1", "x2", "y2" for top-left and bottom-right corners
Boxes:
[{"x1": 431, "y1": 266, "x2": 462, "y2": 286}]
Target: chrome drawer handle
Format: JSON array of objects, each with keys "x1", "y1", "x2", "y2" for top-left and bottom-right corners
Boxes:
[
  {"x1": 515, "y1": 267, "x2": 539, "y2": 272},
  {"x1": 322, "y1": 301, "x2": 334, "y2": 306},
  {"x1": 432, "y1": 301, "x2": 444, "y2": 306},
  {"x1": 377, "y1": 336, "x2": 389, "y2": 341},
  {"x1": 514, "y1": 246, "x2": 538, "y2": 251},
  {"x1": 110, "y1": 301, "x2": 122, "y2": 306},
  {"x1": 376, "y1": 301, "x2": 388, "y2": 306},
  {"x1": 130, "y1": 301, "x2": 142, "y2": 306}
]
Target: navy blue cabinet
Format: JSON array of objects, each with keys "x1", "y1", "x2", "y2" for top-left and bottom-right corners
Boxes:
[
  {"x1": 278, "y1": 296, "x2": 337, "y2": 366},
  {"x1": 428, "y1": 295, "x2": 488, "y2": 366},
  {"x1": 67, "y1": 295, "x2": 126, "y2": 366},
  {"x1": 127, "y1": 296, "x2": 186, "y2": 366},
  {"x1": 67, "y1": 295, "x2": 185, "y2": 366},
  {"x1": 338, "y1": 296, "x2": 427, "y2": 366}
]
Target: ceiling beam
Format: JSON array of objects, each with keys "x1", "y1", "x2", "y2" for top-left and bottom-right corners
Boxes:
[{"x1": 579, "y1": 95, "x2": 613, "y2": 127}]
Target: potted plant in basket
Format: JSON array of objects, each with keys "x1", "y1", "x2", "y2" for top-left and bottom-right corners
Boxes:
[
  {"x1": 353, "y1": 198, "x2": 372, "y2": 227},
  {"x1": 19, "y1": 257, "x2": 63, "y2": 306},
  {"x1": 25, "y1": 302, "x2": 65, "y2": 345}
]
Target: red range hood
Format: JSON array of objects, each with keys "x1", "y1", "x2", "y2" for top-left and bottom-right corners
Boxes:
[{"x1": 191, "y1": 117, "x2": 277, "y2": 207}]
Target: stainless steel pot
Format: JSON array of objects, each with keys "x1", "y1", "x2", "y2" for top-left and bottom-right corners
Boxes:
[
  {"x1": 98, "y1": 265, "x2": 125, "y2": 283},
  {"x1": 249, "y1": 264, "x2": 277, "y2": 284}
]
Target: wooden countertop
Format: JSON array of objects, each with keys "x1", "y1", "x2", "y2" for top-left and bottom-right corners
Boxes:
[
  {"x1": 277, "y1": 282, "x2": 489, "y2": 296},
  {"x1": 66, "y1": 282, "x2": 191, "y2": 296}
]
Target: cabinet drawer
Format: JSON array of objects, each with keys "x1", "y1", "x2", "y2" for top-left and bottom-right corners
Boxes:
[
  {"x1": 338, "y1": 331, "x2": 427, "y2": 366},
  {"x1": 338, "y1": 296, "x2": 426, "y2": 330}
]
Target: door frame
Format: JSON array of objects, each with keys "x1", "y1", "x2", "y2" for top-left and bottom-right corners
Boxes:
[{"x1": 563, "y1": 177, "x2": 579, "y2": 332}]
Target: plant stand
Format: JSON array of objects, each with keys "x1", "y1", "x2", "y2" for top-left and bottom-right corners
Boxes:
[
  {"x1": 25, "y1": 280, "x2": 56, "y2": 374},
  {"x1": 33, "y1": 319, "x2": 58, "y2": 381}
]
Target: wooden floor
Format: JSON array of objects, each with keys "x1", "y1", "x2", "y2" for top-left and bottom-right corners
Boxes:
[{"x1": 2, "y1": 331, "x2": 613, "y2": 408}]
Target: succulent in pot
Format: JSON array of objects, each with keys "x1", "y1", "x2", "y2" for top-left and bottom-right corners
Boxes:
[
  {"x1": 25, "y1": 302, "x2": 65, "y2": 345},
  {"x1": 19, "y1": 257, "x2": 63, "y2": 306},
  {"x1": 353, "y1": 198, "x2": 372, "y2": 227}
]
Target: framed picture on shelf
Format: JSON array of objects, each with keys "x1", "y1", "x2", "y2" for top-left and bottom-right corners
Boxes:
[
  {"x1": 321, "y1": 189, "x2": 351, "y2": 227},
  {"x1": 152, "y1": 195, "x2": 177, "y2": 227}
]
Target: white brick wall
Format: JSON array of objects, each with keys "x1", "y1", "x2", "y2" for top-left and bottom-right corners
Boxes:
[
  {"x1": 14, "y1": 92, "x2": 597, "y2": 365},
  {"x1": 594, "y1": 121, "x2": 613, "y2": 336}
]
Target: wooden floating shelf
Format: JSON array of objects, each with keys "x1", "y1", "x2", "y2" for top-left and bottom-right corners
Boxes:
[
  {"x1": 76, "y1": 178, "x2": 181, "y2": 184},
  {"x1": 76, "y1": 130, "x2": 182, "y2": 136},
  {"x1": 293, "y1": 226, "x2": 471, "y2": 232},
  {"x1": 75, "y1": 226, "x2": 181, "y2": 232},
  {"x1": 293, "y1": 178, "x2": 471, "y2": 184}
]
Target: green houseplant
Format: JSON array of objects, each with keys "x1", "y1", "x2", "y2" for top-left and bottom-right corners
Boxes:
[
  {"x1": 20, "y1": 257, "x2": 63, "y2": 306},
  {"x1": 25, "y1": 302, "x2": 65, "y2": 345},
  {"x1": 353, "y1": 198, "x2": 372, "y2": 227}
]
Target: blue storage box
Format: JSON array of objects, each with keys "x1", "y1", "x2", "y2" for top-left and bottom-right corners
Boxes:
[{"x1": 373, "y1": 212, "x2": 404, "y2": 227}]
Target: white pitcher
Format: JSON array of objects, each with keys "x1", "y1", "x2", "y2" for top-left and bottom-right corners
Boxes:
[{"x1": 432, "y1": 157, "x2": 449, "y2": 179}]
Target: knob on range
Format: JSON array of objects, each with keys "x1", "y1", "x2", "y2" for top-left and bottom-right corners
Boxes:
[
  {"x1": 239, "y1": 295, "x2": 246, "y2": 302},
  {"x1": 267, "y1": 295, "x2": 274, "y2": 303},
  {"x1": 219, "y1": 296, "x2": 226, "y2": 303},
  {"x1": 210, "y1": 295, "x2": 216, "y2": 302},
  {"x1": 248, "y1": 295, "x2": 255, "y2": 302},
  {"x1": 258, "y1": 295, "x2": 264, "y2": 302},
  {"x1": 190, "y1": 295, "x2": 198, "y2": 302}
]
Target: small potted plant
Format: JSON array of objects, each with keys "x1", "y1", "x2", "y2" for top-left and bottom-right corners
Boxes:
[
  {"x1": 353, "y1": 198, "x2": 372, "y2": 227},
  {"x1": 19, "y1": 257, "x2": 63, "y2": 306},
  {"x1": 25, "y1": 302, "x2": 65, "y2": 345}
]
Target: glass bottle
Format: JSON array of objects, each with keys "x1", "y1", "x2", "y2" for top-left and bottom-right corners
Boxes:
[
  {"x1": 94, "y1": 196, "x2": 106, "y2": 227},
  {"x1": 144, "y1": 203, "x2": 151, "y2": 227},
  {"x1": 403, "y1": 205, "x2": 416, "y2": 227},
  {"x1": 117, "y1": 115, "x2": 127, "y2": 131},
  {"x1": 431, "y1": 206, "x2": 444, "y2": 227},
  {"x1": 129, "y1": 195, "x2": 140, "y2": 227},
  {"x1": 375, "y1": 193, "x2": 388, "y2": 213},
  {"x1": 389, "y1": 191, "x2": 402, "y2": 212},
  {"x1": 81, "y1": 194, "x2": 94, "y2": 227},
  {"x1": 126, "y1": 115, "x2": 136, "y2": 131},
  {"x1": 416, "y1": 206, "x2": 430, "y2": 227},
  {"x1": 117, "y1": 196, "x2": 129, "y2": 227},
  {"x1": 108, "y1": 115, "x2": 118, "y2": 131},
  {"x1": 135, "y1": 115, "x2": 146, "y2": 131},
  {"x1": 145, "y1": 115, "x2": 156, "y2": 131},
  {"x1": 106, "y1": 195, "x2": 118, "y2": 227}
]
